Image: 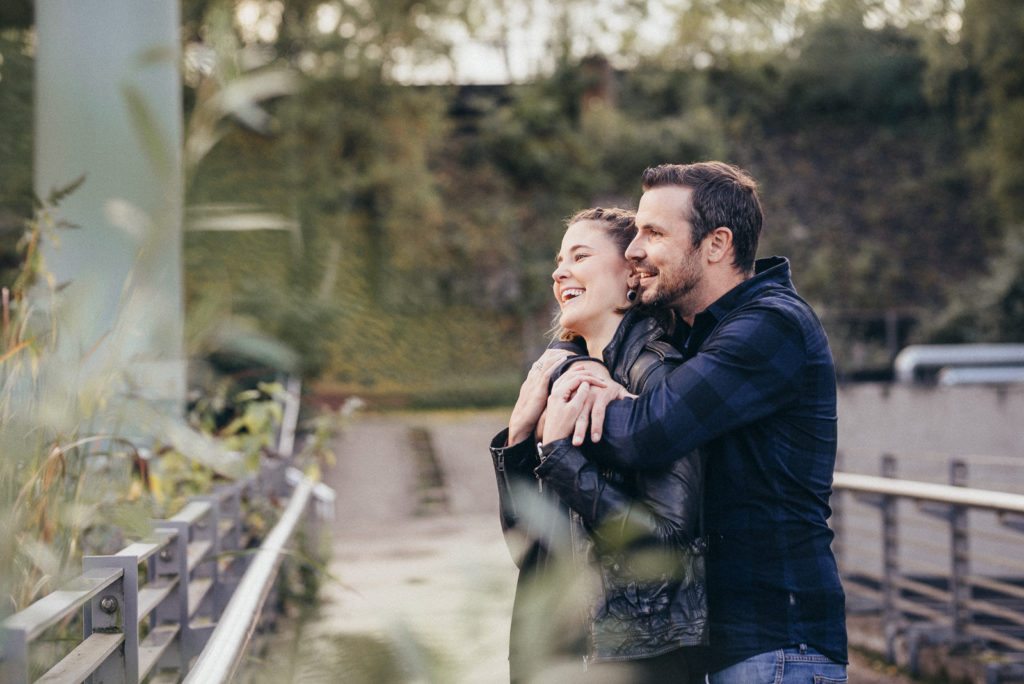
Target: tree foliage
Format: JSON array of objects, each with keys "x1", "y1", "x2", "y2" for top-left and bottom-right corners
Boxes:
[
  {"x1": 0, "y1": 30, "x2": 34, "y2": 285},
  {"x1": 179, "y1": 0, "x2": 1024, "y2": 388},
  {"x1": 906, "y1": 0, "x2": 1024, "y2": 344},
  {"x1": 954, "y1": 0, "x2": 1024, "y2": 226},
  {"x1": 5, "y1": 0, "x2": 1024, "y2": 394}
]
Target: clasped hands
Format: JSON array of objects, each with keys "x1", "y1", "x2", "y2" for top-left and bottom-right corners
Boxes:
[
  {"x1": 508, "y1": 351, "x2": 632, "y2": 448},
  {"x1": 541, "y1": 360, "x2": 633, "y2": 447}
]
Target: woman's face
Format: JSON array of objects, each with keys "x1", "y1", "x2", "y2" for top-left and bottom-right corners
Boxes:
[{"x1": 552, "y1": 220, "x2": 632, "y2": 339}]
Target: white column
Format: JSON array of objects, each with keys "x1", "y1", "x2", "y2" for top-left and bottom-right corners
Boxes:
[{"x1": 35, "y1": 0, "x2": 185, "y2": 415}]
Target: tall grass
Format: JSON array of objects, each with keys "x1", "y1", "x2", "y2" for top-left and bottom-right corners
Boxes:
[
  {"x1": 0, "y1": 0, "x2": 321, "y2": 623},
  {"x1": 0, "y1": 192, "x2": 327, "y2": 624}
]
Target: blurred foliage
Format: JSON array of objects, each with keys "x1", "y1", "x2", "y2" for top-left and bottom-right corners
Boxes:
[
  {"x1": 916, "y1": 228, "x2": 1024, "y2": 344},
  {"x1": 0, "y1": 16, "x2": 342, "y2": 625},
  {"x1": 0, "y1": 1, "x2": 31, "y2": 30},
  {"x1": 4, "y1": 0, "x2": 1024, "y2": 397},
  {"x1": 950, "y1": 0, "x2": 1024, "y2": 226},
  {"x1": 0, "y1": 198, "x2": 165, "y2": 615},
  {"x1": 0, "y1": 200, "x2": 303, "y2": 618},
  {"x1": 909, "y1": 0, "x2": 1024, "y2": 345},
  {"x1": 0, "y1": 28, "x2": 35, "y2": 287}
]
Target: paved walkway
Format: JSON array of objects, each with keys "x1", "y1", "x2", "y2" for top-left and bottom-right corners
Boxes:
[
  {"x1": 294, "y1": 410, "x2": 920, "y2": 684},
  {"x1": 306, "y1": 410, "x2": 516, "y2": 683}
]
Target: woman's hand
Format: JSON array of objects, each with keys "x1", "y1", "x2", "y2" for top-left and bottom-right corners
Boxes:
[{"x1": 507, "y1": 348, "x2": 571, "y2": 445}]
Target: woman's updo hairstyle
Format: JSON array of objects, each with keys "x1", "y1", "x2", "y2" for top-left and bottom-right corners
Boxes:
[{"x1": 568, "y1": 207, "x2": 637, "y2": 256}]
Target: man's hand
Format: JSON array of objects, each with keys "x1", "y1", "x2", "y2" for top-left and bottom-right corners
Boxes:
[
  {"x1": 542, "y1": 378, "x2": 592, "y2": 445},
  {"x1": 544, "y1": 362, "x2": 631, "y2": 446},
  {"x1": 507, "y1": 348, "x2": 571, "y2": 445}
]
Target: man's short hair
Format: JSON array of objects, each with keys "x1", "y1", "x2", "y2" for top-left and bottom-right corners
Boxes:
[{"x1": 641, "y1": 162, "x2": 763, "y2": 274}]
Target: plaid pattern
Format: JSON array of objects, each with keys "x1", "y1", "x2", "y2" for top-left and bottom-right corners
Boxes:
[{"x1": 590, "y1": 256, "x2": 847, "y2": 671}]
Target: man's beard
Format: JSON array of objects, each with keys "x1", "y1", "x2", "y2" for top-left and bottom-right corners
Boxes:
[
  {"x1": 638, "y1": 261, "x2": 702, "y2": 315},
  {"x1": 643, "y1": 278, "x2": 697, "y2": 310}
]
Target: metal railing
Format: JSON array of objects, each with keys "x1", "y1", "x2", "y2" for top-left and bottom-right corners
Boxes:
[
  {"x1": 0, "y1": 378, "x2": 336, "y2": 683},
  {"x1": 833, "y1": 456, "x2": 1024, "y2": 681},
  {"x1": 184, "y1": 472, "x2": 317, "y2": 683},
  {"x1": 0, "y1": 460, "x2": 332, "y2": 683}
]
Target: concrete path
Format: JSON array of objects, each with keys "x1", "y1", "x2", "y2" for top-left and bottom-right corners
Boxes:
[
  {"x1": 296, "y1": 410, "x2": 920, "y2": 684},
  {"x1": 306, "y1": 410, "x2": 516, "y2": 683}
]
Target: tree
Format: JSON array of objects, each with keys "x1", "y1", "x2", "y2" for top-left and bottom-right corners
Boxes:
[
  {"x1": 953, "y1": 0, "x2": 1024, "y2": 226},
  {"x1": 910, "y1": 0, "x2": 1024, "y2": 343},
  {"x1": 180, "y1": 0, "x2": 1022, "y2": 389},
  {"x1": 0, "y1": 29, "x2": 35, "y2": 287}
]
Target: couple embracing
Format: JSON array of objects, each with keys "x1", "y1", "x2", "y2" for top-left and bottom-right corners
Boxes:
[{"x1": 489, "y1": 162, "x2": 848, "y2": 684}]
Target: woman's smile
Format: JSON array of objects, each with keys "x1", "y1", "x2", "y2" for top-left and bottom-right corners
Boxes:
[{"x1": 560, "y1": 287, "x2": 585, "y2": 304}]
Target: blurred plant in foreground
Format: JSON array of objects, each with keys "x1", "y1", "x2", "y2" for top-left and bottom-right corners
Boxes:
[{"x1": 0, "y1": 189, "x2": 332, "y2": 622}]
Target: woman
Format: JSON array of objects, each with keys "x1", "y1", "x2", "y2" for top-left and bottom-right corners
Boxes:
[{"x1": 489, "y1": 207, "x2": 707, "y2": 683}]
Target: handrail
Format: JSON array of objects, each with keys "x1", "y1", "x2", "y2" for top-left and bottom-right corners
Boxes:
[
  {"x1": 0, "y1": 376, "x2": 331, "y2": 683},
  {"x1": 1, "y1": 567, "x2": 123, "y2": 643},
  {"x1": 184, "y1": 475, "x2": 315, "y2": 683},
  {"x1": 0, "y1": 465, "x2": 329, "y2": 683},
  {"x1": 893, "y1": 343, "x2": 1024, "y2": 383},
  {"x1": 833, "y1": 471, "x2": 1024, "y2": 513},
  {"x1": 832, "y1": 459, "x2": 1024, "y2": 681}
]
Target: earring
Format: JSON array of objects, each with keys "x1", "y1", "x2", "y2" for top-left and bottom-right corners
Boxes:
[{"x1": 626, "y1": 289, "x2": 637, "y2": 302}]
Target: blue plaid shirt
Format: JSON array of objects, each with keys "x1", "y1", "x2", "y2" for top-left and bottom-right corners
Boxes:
[{"x1": 585, "y1": 256, "x2": 847, "y2": 671}]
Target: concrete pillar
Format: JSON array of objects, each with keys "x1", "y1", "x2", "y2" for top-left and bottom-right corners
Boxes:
[{"x1": 34, "y1": 0, "x2": 184, "y2": 415}]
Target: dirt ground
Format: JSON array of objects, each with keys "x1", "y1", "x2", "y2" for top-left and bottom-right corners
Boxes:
[{"x1": 298, "y1": 410, "x2": 924, "y2": 684}]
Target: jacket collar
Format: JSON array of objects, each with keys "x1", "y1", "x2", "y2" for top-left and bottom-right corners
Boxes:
[
  {"x1": 680, "y1": 256, "x2": 793, "y2": 359},
  {"x1": 703, "y1": 256, "x2": 792, "y2": 323},
  {"x1": 602, "y1": 308, "x2": 664, "y2": 380}
]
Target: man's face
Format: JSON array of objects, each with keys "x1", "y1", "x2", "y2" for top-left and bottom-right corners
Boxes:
[{"x1": 626, "y1": 185, "x2": 705, "y2": 318}]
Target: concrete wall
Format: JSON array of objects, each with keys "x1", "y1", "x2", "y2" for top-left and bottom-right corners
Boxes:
[{"x1": 836, "y1": 382, "x2": 1024, "y2": 485}]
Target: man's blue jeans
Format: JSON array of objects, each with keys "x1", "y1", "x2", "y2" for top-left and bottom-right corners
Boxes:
[{"x1": 707, "y1": 645, "x2": 847, "y2": 684}]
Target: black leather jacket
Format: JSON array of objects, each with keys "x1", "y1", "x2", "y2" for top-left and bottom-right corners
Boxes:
[{"x1": 491, "y1": 309, "x2": 708, "y2": 667}]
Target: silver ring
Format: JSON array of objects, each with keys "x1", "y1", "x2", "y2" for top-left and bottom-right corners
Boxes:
[{"x1": 534, "y1": 362, "x2": 544, "y2": 370}]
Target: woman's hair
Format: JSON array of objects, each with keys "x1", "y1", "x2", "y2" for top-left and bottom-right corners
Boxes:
[
  {"x1": 552, "y1": 207, "x2": 637, "y2": 343},
  {"x1": 568, "y1": 207, "x2": 637, "y2": 255}
]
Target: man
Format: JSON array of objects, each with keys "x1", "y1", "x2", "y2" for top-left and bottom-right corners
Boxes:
[{"x1": 540, "y1": 161, "x2": 847, "y2": 683}]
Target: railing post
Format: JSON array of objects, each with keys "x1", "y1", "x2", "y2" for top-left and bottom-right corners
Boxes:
[
  {"x1": 151, "y1": 522, "x2": 191, "y2": 673},
  {"x1": 950, "y1": 459, "x2": 971, "y2": 645},
  {"x1": 881, "y1": 453, "x2": 900, "y2": 663},
  {"x1": 235, "y1": 477, "x2": 258, "y2": 581},
  {"x1": 191, "y1": 492, "x2": 223, "y2": 615},
  {"x1": 1, "y1": 622, "x2": 30, "y2": 684},
  {"x1": 311, "y1": 482, "x2": 336, "y2": 558},
  {"x1": 82, "y1": 555, "x2": 139, "y2": 683},
  {"x1": 285, "y1": 468, "x2": 335, "y2": 564},
  {"x1": 208, "y1": 482, "x2": 244, "y2": 614}
]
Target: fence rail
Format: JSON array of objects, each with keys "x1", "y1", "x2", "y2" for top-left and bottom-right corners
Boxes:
[
  {"x1": 833, "y1": 457, "x2": 1024, "y2": 682},
  {"x1": 0, "y1": 460, "x2": 331, "y2": 683},
  {"x1": 0, "y1": 378, "x2": 335, "y2": 683},
  {"x1": 184, "y1": 472, "x2": 318, "y2": 683}
]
